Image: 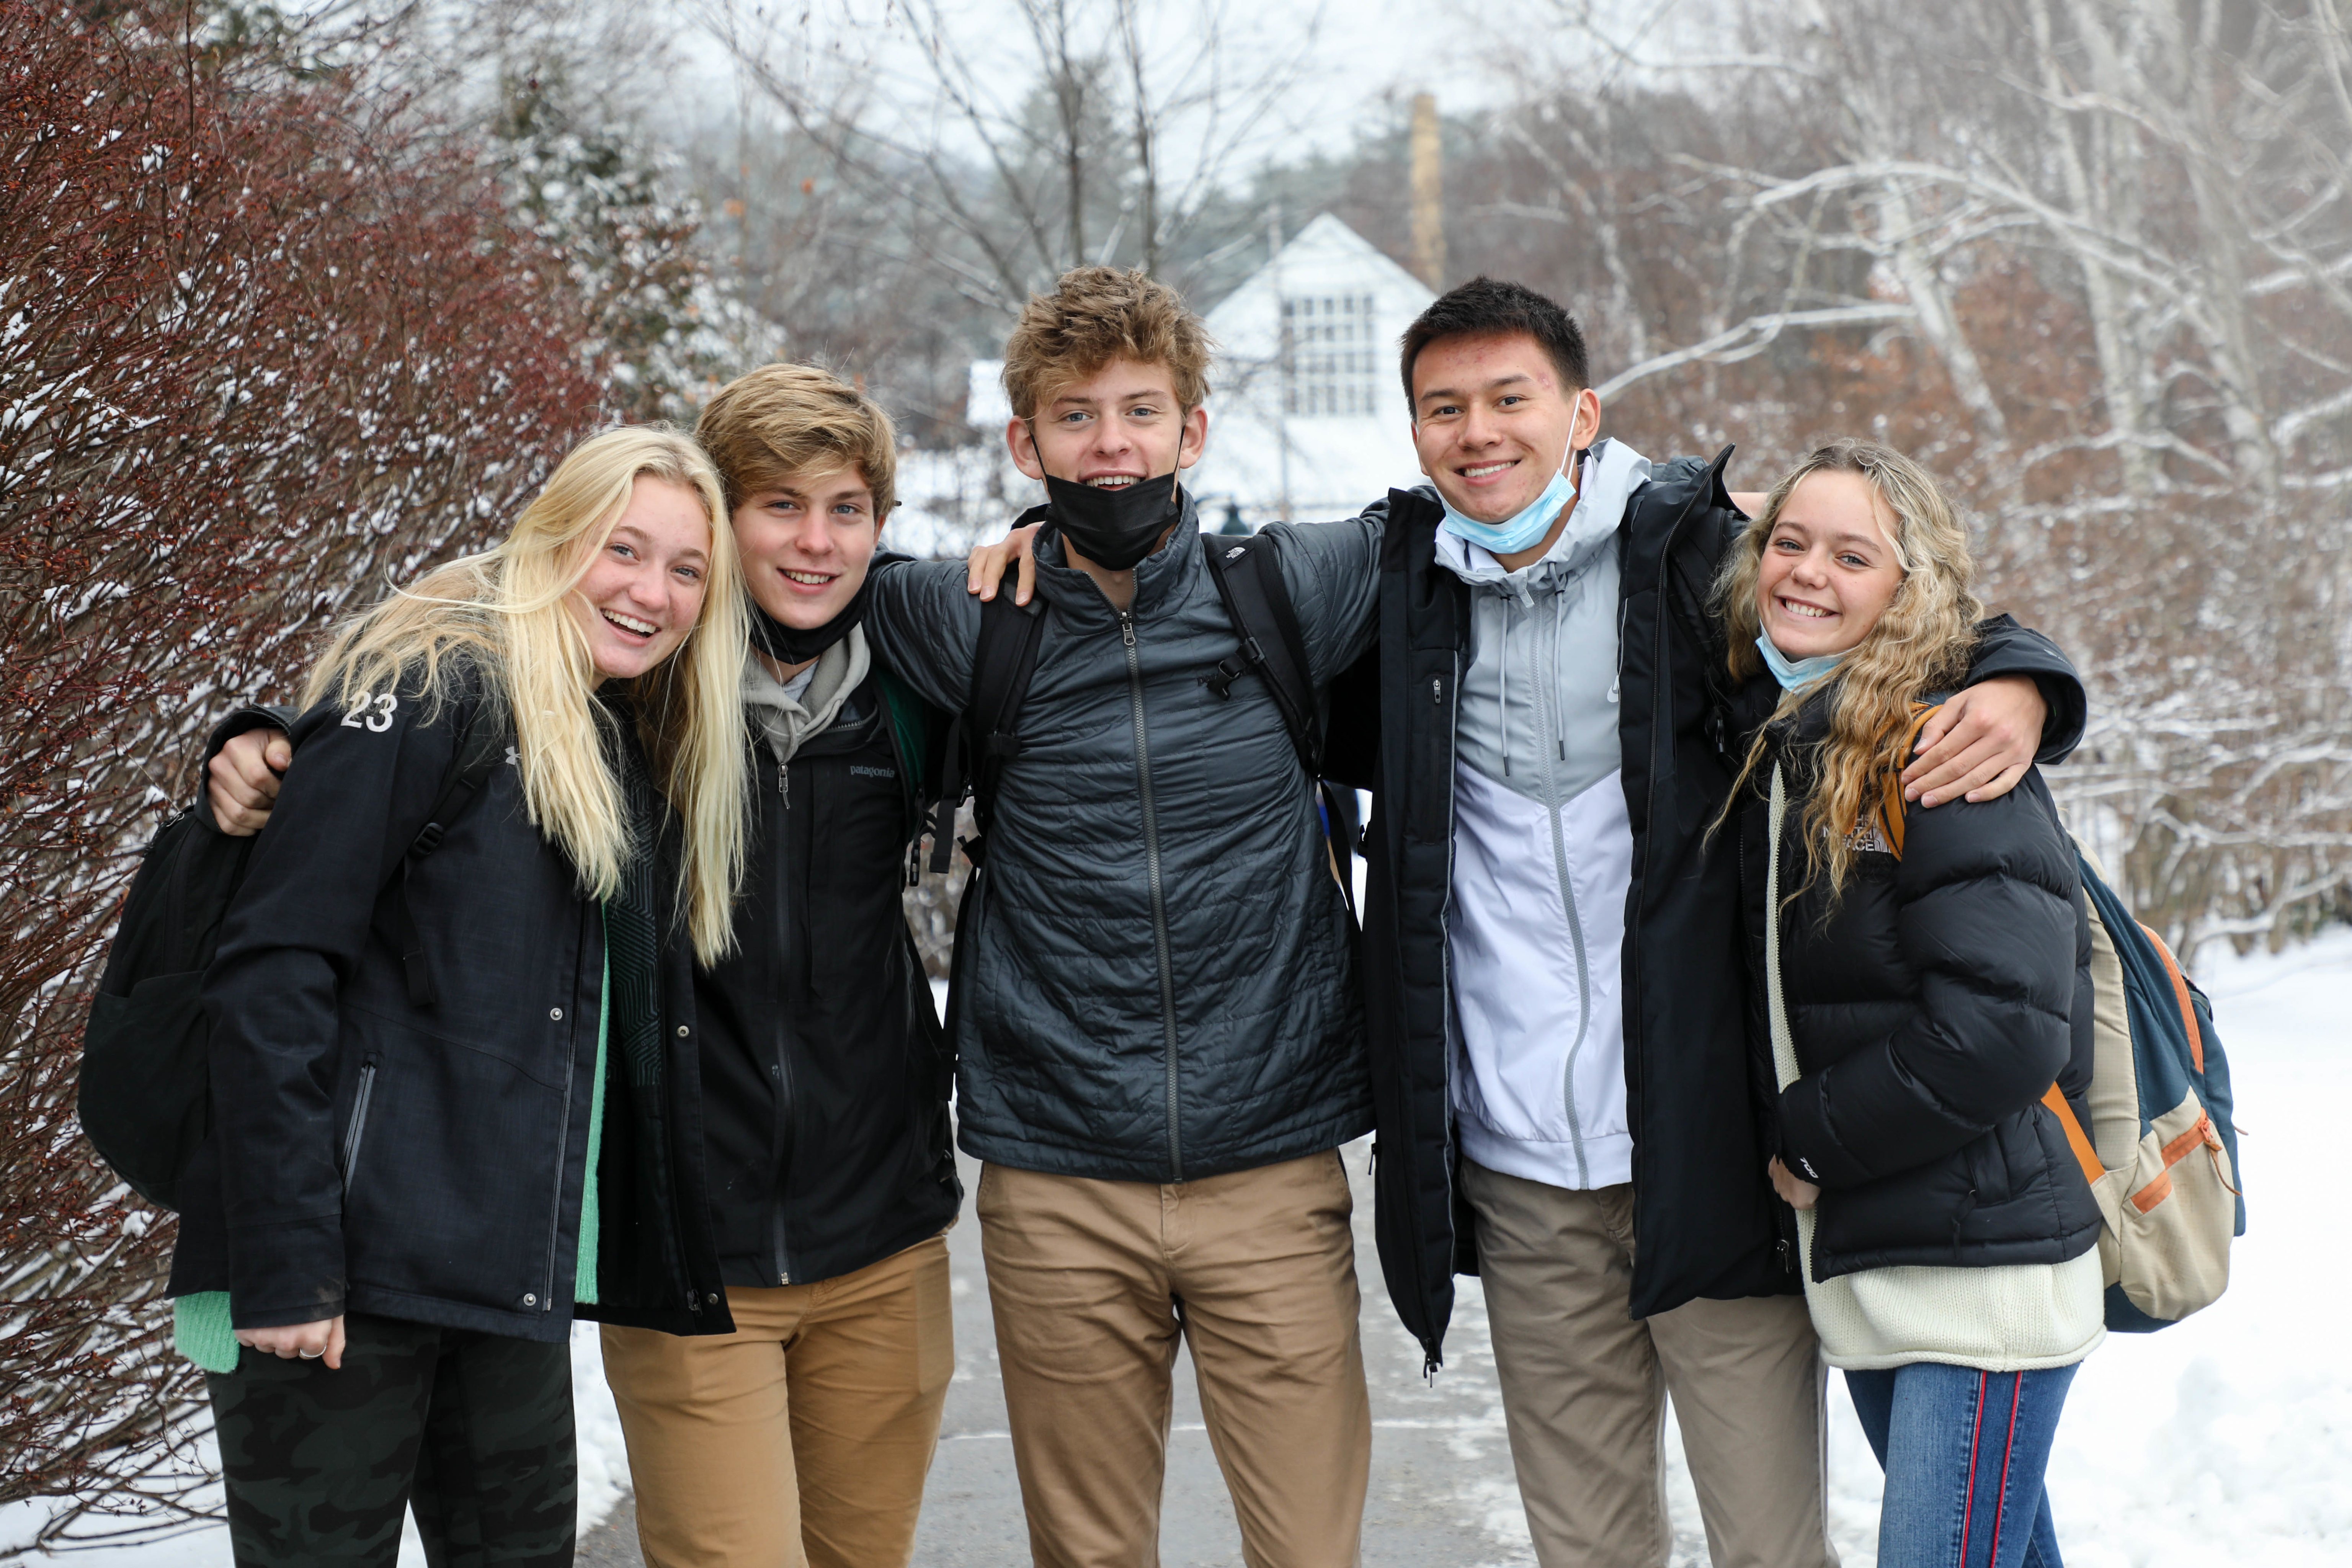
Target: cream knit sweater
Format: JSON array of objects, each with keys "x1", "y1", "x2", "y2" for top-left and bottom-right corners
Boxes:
[{"x1": 1766, "y1": 764, "x2": 2104, "y2": 1372}]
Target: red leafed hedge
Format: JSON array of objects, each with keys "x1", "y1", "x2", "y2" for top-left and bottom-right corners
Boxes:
[{"x1": 0, "y1": 4, "x2": 604, "y2": 1538}]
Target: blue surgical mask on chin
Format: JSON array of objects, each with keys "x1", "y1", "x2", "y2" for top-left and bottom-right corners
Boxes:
[
  {"x1": 1756, "y1": 633, "x2": 1847, "y2": 693},
  {"x1": 1439, "y1": 450, "x2": 1584, "y2": 557}
]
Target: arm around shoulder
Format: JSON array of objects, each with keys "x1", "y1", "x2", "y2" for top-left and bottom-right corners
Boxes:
[
  {"x1": 862, "y1": 555, "x2": 985, "y2": 713},
  {"x1": 202, "y1": 676, "x2": 469, "y2": 1328},
  {"x1": 1966, "y1": 614, "x2": 2087, "y2": 765}
]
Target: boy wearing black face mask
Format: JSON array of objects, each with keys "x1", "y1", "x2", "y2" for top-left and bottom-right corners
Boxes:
[{"x1": 860, "y1": 265, "x2": 1385, "y2": 1565}]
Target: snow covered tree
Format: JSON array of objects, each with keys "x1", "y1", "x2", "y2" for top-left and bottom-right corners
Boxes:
[
  {"x1": 0, "y1": 5, "x2": 602, "y2": 1545},
  {"x1": 493, "y1": 69, "x2": 779, "y2": 421}
]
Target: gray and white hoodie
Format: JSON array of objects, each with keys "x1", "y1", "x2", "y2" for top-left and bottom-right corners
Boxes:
[
  {"x1": 741, "y1": 624, "x2": 870, "y2": 765},
  {"x1": 1440, "y1": 438, "x2": 1652, "y2": 1191}
]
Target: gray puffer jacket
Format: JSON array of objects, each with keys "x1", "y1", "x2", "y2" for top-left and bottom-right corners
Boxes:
[{"x1": 865, "y1": 500, "x2": 1381, "y2": 1182}]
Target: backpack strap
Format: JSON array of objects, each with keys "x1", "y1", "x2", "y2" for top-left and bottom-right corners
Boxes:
[
  {"x1": 1870, "y1": 702, "x2": 1943, "y2": 859},
  {"x1": 2138, "y1": 921, "x2": 2205, "y2": 1073},
  {"x1": 2040, "y1": 1083, "x2": 2105, "y2": 1187},
  {"x1": 396, "y1": 709, "x2": 505, "y2": 1006},
  {"x1": 928, "y1": 570, "x2": 1049, "y2": 875},
  {"x1": 877, "y1": 670, "x2": 944, "y2": 884},
  {"x1": 1201, "y1": 532, "x2": 1321, "y2": 776},
  {"x1": 1203, "y1": 532, "x2": 1362, "y2": 922}
]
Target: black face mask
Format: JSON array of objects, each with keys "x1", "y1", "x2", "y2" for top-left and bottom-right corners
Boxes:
[
  {"x1": 747, "y1": 575, "x2": 870, "y2": 665},
  {"x1": 1043, "y1": 471, "x2": 1183, "y2": 572}
]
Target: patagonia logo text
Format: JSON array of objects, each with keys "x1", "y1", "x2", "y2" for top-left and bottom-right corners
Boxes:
[{"x1": 849, "y1": 765, "x2": 898, "y2": 780}]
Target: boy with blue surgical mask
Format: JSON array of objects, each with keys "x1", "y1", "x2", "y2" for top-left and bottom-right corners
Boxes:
[{"x1": 1354, "y1": 278, "x2": 2086, "y2": 1568}]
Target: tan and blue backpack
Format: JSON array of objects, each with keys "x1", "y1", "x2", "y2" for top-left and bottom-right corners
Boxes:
[{"x1": 2043, "y1": 852, "x2": 2245, "y2": 1331}]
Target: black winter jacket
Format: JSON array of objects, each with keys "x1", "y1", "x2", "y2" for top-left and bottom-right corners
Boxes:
[
  {"x1": 1349, "y1": 454, "x2": 2090, "y2": 1365},
  {"x1": 1733, "y1": 679, "x2": 2104, "y2": 1278},
  {"x1": 696, "y1": 668, "x2": 960, "y2": 1289},
  {"x1": 863, "y1": 501, "x2": 1381, "y2": 1182},
  {"x1": 174, "y1": 671, "x2": 729, "y2": 1340}
]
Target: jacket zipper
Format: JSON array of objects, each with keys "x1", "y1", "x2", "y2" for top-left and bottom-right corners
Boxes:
[
  {"x1": 340, "y1": 1057, "x2": 379, "y2": 1191},
  {"x1": 1122, "y1": 611, "x2": 1184, "y2": 1182},
  {"x1": 1531, "y1": 603, "x2": 1594, "y2": 1186},
  {"x1": 541, "y1": 943, "x2": 580, "y2": 1314},
  {"x1": 770, "y1": 750, "x2": 798, "y2": 1284},
  {"x1": 1429, "y1": 647, "x2": 1463, "y2": 1371}
]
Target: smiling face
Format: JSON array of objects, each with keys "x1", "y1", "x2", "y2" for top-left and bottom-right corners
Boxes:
[
  {"x1": 1410, "y1": 330, "x2": 1602, "y2": 529},
  {"x1": 730, "y1": 464, "x2": 881, "y2": 633},
  {"x1": 1756, "y1": 469, "x2": 1907, "y2": 659},
  {"x1": 567, "y1": 476, "x2": 713, "y2": 681},
  {"x1": 1007, "y1": 356, "x2": 1208, "y2": 494}
]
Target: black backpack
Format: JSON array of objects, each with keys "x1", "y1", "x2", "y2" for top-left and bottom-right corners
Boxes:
[
  {"x1": 925, "y1": 526, "x2": 1351, "y2": 887},
  {"x1": 80, "y1": 711, "x2": 501, "y2": 1211}
]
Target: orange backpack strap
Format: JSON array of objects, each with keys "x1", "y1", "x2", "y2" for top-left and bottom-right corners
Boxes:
[
  {"x1": 2138, "y1": 922, "x2": 2205, "y2": 1073},
  {"x1": 2042, "y1": 1083, "x2": 2104, "y2": 1187},
  {"x1": 1875, "y1": 702, "x2": 1942, "y2": 860}
]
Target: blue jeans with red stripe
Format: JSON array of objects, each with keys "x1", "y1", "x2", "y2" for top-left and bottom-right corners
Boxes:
[{"x1": 1844, "y1": 1361, "x2": 2078, "y2": 1568}]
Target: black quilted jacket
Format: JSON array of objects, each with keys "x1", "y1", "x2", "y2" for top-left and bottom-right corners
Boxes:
[
  {"x1": 862, "y1": 501, "x2": 1381, "y2": 1182},
  {"x1": 1732, "y1": 678, "x2": 2104, "y2": 1279}
]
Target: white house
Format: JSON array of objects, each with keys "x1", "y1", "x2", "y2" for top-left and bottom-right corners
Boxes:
[{"x1": 1190, "y1": 212, "x2": 1436, "y2": 528}]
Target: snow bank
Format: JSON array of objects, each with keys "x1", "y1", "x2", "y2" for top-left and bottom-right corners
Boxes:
[{"x1": 1807, "y1": 928, "x2": 2352, "y2": 1568}]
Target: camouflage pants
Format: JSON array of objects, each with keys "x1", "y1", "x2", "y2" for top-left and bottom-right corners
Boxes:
[{"x1": 207, "y1": 1312, "x2": 575, "y2": 1568}]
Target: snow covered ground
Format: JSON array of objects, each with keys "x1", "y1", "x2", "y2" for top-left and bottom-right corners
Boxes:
[{"x1": 11, "y1": 930, "x2": 2346, "y2": 1565}]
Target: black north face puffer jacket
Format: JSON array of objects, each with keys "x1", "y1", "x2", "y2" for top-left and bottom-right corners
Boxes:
[
  {"x1": 862, "y1": 503, "x2": 1382, "y2": 1183},
  {"x1": 1733, "y1": 678, "x2": 2104, "y2": 1279}
]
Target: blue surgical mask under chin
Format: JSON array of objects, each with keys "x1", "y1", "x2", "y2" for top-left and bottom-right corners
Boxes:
[
  {"x1": 1756, "y1": 632, "x2": 1847, "y2": 693},
  {"x1": 1439, "y1": 455, "x2": 1581, "y2": 557}
]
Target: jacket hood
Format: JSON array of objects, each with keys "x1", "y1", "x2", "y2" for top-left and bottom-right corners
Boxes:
[
  {"x1": 742, "y1": 624, "x2": 871, "y2": 764},
  {"x1": 1433, "y1": 438, "x2": 1654, "y2": 599}
]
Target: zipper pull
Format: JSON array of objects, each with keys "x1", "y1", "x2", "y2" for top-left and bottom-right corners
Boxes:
[
  {"x1": 1430, "y1": 676, "x2": 1442, "y2": 704},
  {"x1": 1120, "y1": 612, "x2": 1137, "y2": 649},
  {"x1": 778, "y1": 758, "x2": 790, "y2": 808}
]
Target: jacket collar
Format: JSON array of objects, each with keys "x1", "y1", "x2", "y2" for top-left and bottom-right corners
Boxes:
[
  {"x1": 1430, "y1": 438, "x2": 1653, "y2": 601},
  {"x1": 1028, "y1": 487, "x2": 1204, "y2": 626}
]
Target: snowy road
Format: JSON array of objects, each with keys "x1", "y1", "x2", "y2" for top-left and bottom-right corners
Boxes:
[{"x1": 13, "y1": 932, "x2": 2348, "y2": 1566}]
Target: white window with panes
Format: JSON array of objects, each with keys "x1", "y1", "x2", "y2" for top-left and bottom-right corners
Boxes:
[{"x1": 1281, "y1": 293, "x2": 1379, "y2": 416}]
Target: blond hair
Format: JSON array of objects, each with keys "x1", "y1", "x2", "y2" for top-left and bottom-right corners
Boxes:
[
  {"x1": 1714, "y1": 438, "x2": 1986, "y2": 902},
  {"x1": 307, "y1": 426, "x2": 749, "y2": 964},
  {"x1": 1001, "y1": 265, "x2": 1213, "y2": 419},
  {"x1": 696, "y1": 362, "x2": 899, "y2": 516}
]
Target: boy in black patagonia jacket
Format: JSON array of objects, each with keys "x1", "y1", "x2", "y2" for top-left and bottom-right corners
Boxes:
[
  {"x1": 1341, "y1": 279, "x2": 2087, "y2": 1568},
  {"x1": 207, "y1": 366, "x2": 959, "y2": 1568}
]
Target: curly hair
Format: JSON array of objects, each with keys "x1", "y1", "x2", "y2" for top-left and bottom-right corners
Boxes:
[
  {"x1": 1000, "y1": 265, "x2": 1213, "y2": 419},
  {"x1": 1713, "y1": 438, "x2": 1986, "y2": 903}
]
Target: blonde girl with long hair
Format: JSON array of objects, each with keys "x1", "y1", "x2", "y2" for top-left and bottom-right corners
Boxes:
[
  {"x1": 169, "y1": 426, "x2": 748, "y2": 1568},
  {"x1": 1717, "y1": 439, "x2": 2103, "y2": 1568}
]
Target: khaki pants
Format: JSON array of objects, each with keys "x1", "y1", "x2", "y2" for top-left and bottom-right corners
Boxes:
[
  {"x1": 1463, "y1": 1161, "x2": 1836, "y2": 1568},
  {"x1": 978, "y1": 1151, "x2": 1372, "y2": 1568},
  {"x1": 599, "y1": 1234, "x2": 953, "y2": 1568}
]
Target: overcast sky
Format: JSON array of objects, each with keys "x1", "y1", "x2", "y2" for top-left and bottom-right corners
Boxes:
[{"x1": 667, "y1": 0, "x2": 1737, "y2": 168}]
